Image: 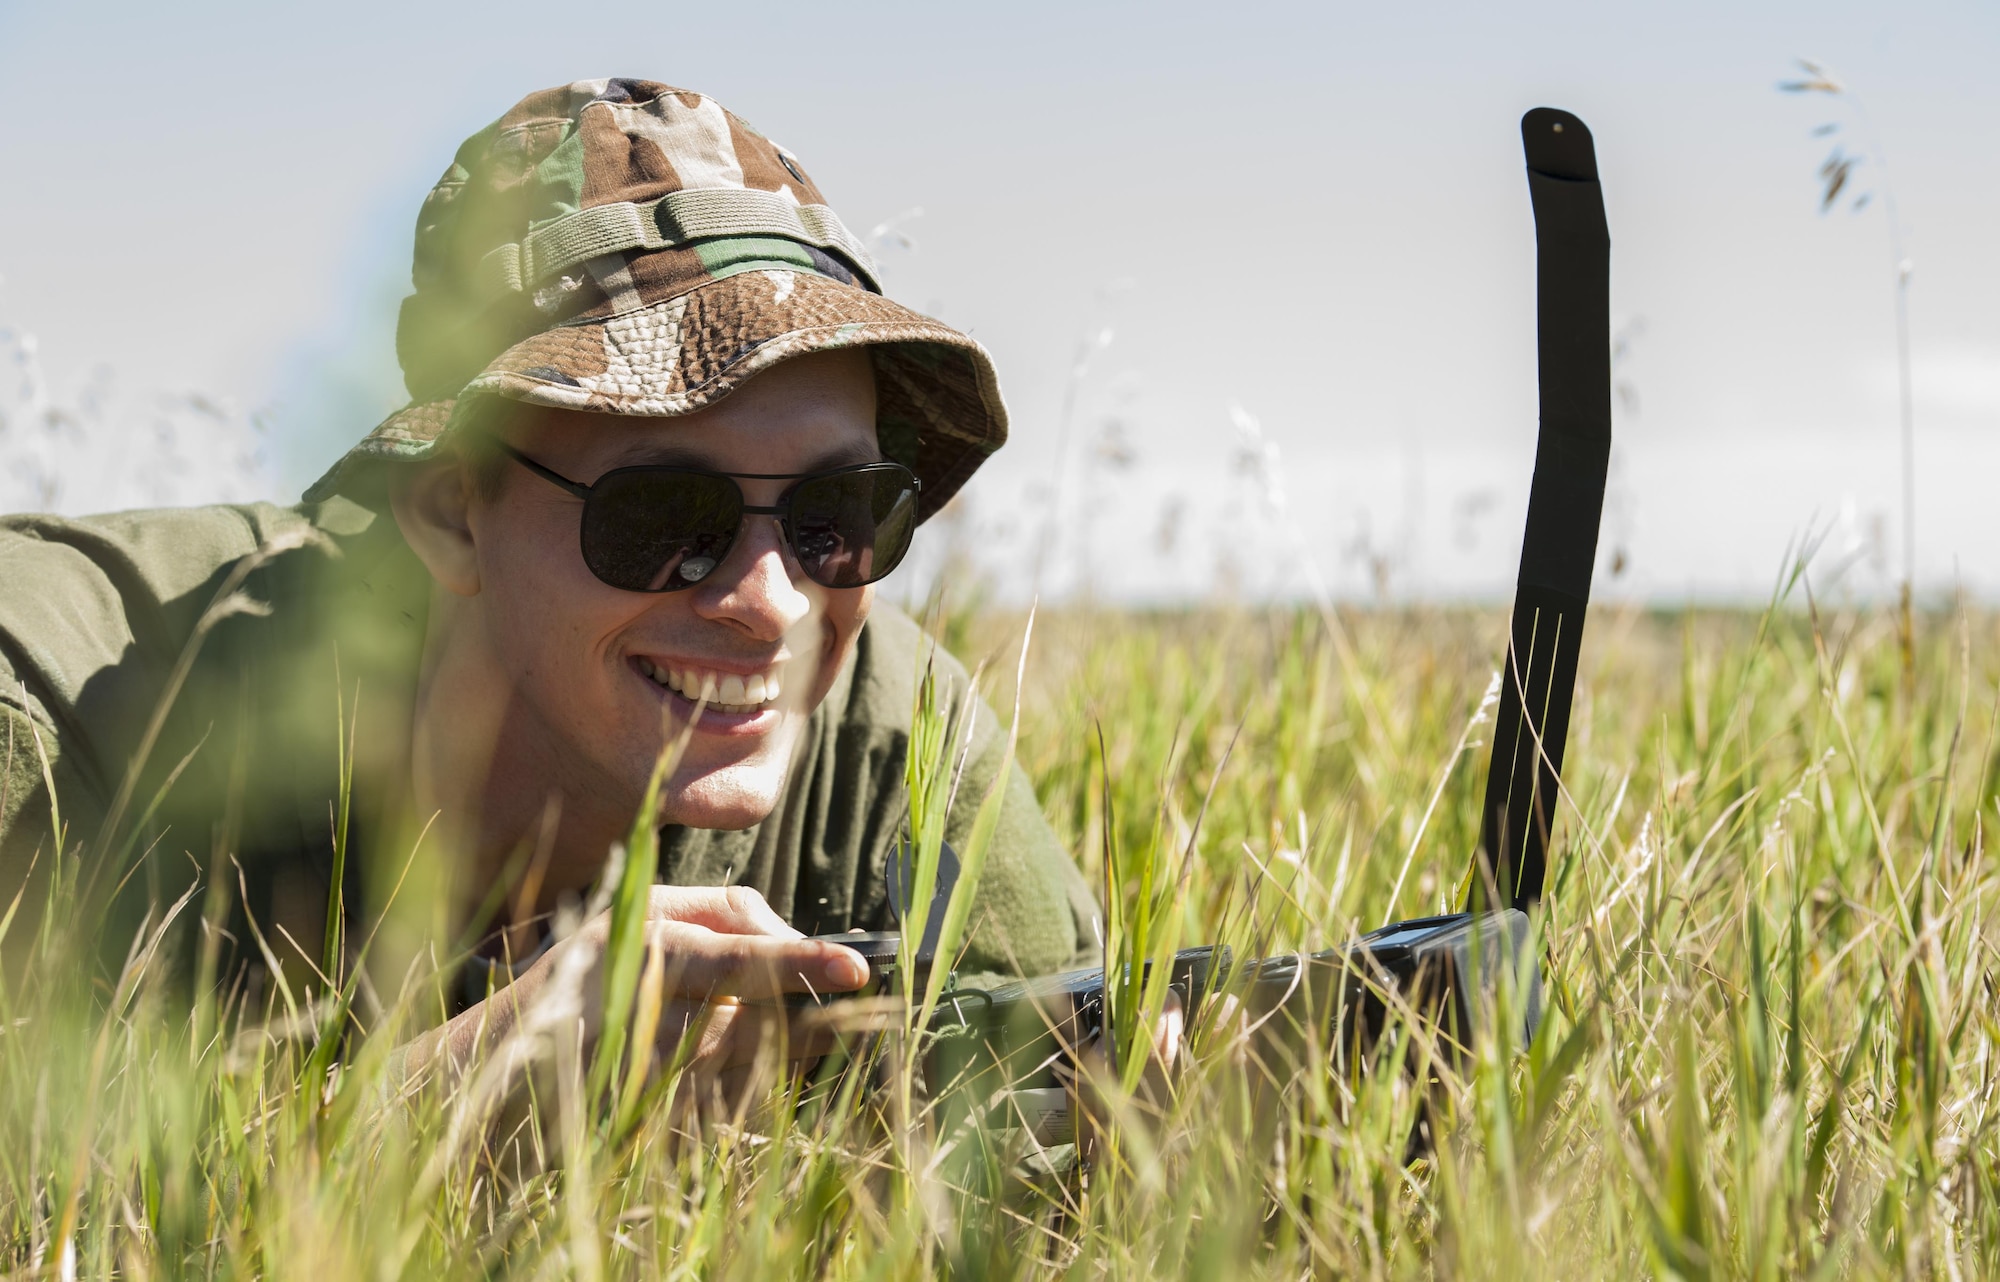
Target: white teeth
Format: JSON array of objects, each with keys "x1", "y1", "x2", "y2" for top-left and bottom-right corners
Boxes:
[{"x1": 637, "y1": 659, "x2": 781, "y2": 710}]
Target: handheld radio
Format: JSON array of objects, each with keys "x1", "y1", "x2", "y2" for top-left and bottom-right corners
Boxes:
[{"x1": 805, "y1": 108, "x2": 1611, "y2": 1136}]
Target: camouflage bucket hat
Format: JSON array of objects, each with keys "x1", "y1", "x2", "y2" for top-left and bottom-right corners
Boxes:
[{"x1": 305, "y1": 78, "x2": 1006, "y2": 522}]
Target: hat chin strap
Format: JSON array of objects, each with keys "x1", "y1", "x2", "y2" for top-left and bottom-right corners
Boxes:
[{"x1": 473, "y1": 187, "x2": 882, "y2": 301}]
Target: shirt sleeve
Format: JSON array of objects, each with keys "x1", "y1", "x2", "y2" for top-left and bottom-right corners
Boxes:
[
  {"x1": 936, "y1": 666, "x2": 1100, "y2": 981},
  {"x1": 0, "y1": 695, "x2": 106, "y2": 951},
  {"x1": 947, "y1": 750, "x2": 1099, "y2": 979}
]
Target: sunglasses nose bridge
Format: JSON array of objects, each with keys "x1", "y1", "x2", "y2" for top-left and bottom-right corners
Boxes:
[
  {"x1": 724, "y1": 508, "x2": 806, "y2": 579},
  {"x1": 733, "y1": 499, "x2": 798, "y2": 553}
]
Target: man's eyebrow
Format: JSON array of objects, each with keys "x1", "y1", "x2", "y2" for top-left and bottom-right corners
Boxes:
[{"x1": 599, "y1": 439, "x2": 885, "y2": 472}]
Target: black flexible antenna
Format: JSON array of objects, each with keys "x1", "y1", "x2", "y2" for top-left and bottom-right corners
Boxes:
[{"x1": 1470, "y1": 108, "x2": 1612, "y2": 913}]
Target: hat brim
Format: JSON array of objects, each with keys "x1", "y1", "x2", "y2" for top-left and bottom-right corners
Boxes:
[{"x1": 304, "y1": 267, "x2": 1007, "y2": 523}]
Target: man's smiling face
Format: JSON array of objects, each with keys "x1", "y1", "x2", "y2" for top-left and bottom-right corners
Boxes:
[{"x1": 458, "y1": 348, "x2": 881, "y2": 831}]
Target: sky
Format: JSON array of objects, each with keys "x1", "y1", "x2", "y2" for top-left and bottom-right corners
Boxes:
[{"x1": 0, "y1": 0, "x2": 1994, "y2": 604}]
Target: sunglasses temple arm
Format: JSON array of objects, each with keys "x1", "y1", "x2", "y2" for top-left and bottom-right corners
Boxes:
[{"x1": 495, "y1": 440, "x2": 594, "y2": 499}]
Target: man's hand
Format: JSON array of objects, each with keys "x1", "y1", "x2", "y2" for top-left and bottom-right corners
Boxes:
[
  {"x1": 407, "y1": 886, "x2": 869, "y2": 1105},
  {"x1": 533, "y1": 884, "x2": 869, "y2": 1079}
]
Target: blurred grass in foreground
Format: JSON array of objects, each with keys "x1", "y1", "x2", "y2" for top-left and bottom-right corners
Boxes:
[{"x1": 6, "y1": 593, "x2": 2000, "y2": 1279}]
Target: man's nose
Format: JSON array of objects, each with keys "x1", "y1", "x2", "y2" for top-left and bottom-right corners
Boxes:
[{"x1": 691, "y1": 517, "x2": 814, "y2": 639}]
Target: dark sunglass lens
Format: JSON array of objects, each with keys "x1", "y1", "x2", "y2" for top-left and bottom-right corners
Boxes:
[
  {"x1": 788, "y1": 467, "x2": 919, "y2": 588},
  {"x1": 580, "y1": 470, "x2": 742, "y2": 592}
]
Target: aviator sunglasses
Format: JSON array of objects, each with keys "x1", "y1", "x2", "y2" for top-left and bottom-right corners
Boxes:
[{"x1": 494, "y1": 441, "x2": 921, "y2": 593}]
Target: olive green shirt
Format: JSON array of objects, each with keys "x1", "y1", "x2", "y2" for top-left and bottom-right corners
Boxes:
[{"x1": 0, "y1": 498, "x2": 1093, "y2": 984}]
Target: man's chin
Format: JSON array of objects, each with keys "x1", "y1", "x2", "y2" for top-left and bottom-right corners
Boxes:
[{"x1": 651, "y1": 768, "x2": 786, "y2": 832}]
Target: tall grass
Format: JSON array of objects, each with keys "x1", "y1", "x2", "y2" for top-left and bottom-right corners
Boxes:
[{"x1": 4, "y1": 590, "x2": 2000, "y2": 1278}]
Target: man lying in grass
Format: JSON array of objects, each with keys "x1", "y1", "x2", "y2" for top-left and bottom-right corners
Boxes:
[{"x1": 0, "y1": 80, "x2": 1096, "y2": 1098}]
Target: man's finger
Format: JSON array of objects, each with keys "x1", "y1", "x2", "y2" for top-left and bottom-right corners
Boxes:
[
  {"x1": 647, "y1": 884, "x2": 801, "y2": 938},
  {"x1": 646, "y1": 924, "x2": 868, "y2": 999}
]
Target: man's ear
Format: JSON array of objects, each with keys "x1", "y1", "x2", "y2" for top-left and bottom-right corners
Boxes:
[{"x1": 389, "y1": 457, "x2": 483, "y2": 597}]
